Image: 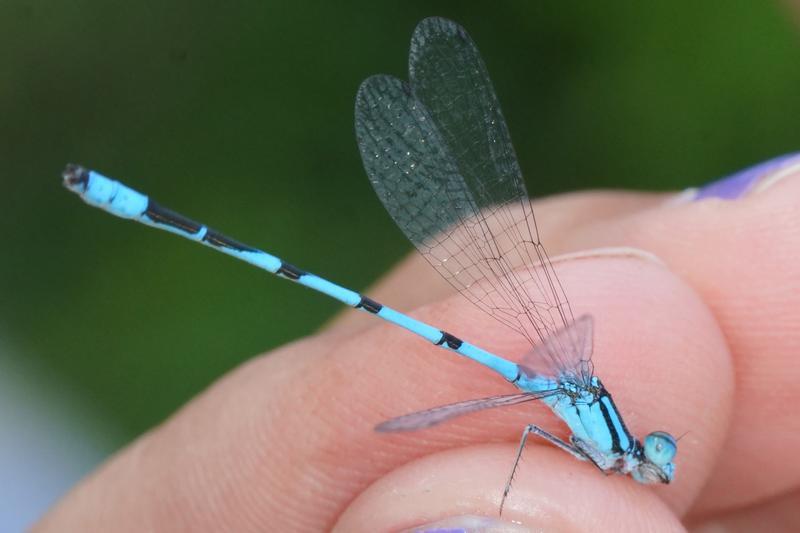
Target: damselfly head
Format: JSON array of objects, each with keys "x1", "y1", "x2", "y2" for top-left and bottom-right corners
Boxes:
[{"x1": 633, "y1": 431, "x2": 677, "y2": 483}]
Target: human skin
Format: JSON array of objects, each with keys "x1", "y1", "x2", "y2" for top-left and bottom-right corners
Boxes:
[{"x1": 36, "y1": 169, "x2": 800, "y2": 531}]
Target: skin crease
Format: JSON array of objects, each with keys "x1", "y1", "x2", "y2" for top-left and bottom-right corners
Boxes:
[{"x1": 36, "y1": 173, "x2": 800, "y2": 532}]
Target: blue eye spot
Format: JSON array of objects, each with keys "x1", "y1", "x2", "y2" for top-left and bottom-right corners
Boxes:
[{"x1": 644, "y1": 431, "x2": 677, "y2": 466}]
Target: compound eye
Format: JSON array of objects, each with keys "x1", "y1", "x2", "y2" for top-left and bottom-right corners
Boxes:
[{"x1": 644, "y1": 431, "x2": 677, "y2": 466}]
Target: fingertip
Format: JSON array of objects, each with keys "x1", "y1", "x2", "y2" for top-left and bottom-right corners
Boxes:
[{"x1": 334, "y1": 443, "x2": 685, "y2": 532}]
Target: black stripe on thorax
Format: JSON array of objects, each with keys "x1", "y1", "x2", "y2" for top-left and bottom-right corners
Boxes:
[
  {"x1": 598, "y1": 388, "x2": 636, "y2": 453},
  {"x1": 604, "y1": 390, "x2": 634, "y2": 450},
  {"x1": 597, "y1": 393, "x2": 622, "y2": 454}
]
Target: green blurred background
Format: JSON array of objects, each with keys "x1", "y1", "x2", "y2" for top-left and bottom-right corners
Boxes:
[{"x1": 2, "y1": 1, "x2": 800, "y2": 523}]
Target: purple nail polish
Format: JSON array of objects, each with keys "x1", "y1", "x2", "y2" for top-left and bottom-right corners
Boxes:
[
  {"x1": 404, "y1": 515, "x2": 532, "y2": 533},
  {"x1": 693, "y1": 152, "x2": 800, "y2": 200}
]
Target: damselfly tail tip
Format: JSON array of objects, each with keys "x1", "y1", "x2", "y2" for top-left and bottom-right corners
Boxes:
[{"x1": 62, "y1": 163, "x2": 89, "y2": 189}]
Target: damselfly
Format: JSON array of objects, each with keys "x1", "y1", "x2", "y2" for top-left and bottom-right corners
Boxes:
[{"x1": 63, "y1": 17, "x2": 676, "y2": 512}]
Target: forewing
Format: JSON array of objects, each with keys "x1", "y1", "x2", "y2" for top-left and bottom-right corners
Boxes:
[
  {"x1": 409, "y1": 17, "x2": 524, "y2": 209},
  {"x1": 356, "y1": 74, "x2": 472, "y2": 243},
  {"x1": 355, "y1": 18, "x2": 587, "y2": 382}
]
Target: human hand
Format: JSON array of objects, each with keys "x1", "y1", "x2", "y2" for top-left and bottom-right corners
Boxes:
[{"x1": 36, "y1": 155, "x2": 800, "y2": 531}]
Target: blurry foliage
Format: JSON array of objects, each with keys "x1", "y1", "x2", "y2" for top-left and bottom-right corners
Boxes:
[{"x1": 1, "y1": 1, "x2": 798, "y2": 445}]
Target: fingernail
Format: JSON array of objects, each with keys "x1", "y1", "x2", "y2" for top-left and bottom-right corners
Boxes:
[
  {"x1": 403, "y1": 514, "x2": 531, "y2": 533},
  {"x1": 678, "y1": 152, "x2": 800, "y2": 202},
  {"x1": 550, "y1": 246, "x2": 665, "y2": 267}
]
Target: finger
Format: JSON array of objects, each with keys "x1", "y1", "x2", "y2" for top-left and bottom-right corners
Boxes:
[
  {"x1": 333, "y1": 155, "x2": 800, "y2": 514},
  {"x1": 335, "y1": 444, "x2": 685, "y2": 532},
  {"x1": 563, "y1": 161, "x2": 800, "y2": 515},
  {"x1": 687, "y1": 488, "x2": 800, "y2": 532},
  {"x1": 37, "y1": 255, "x2": 730, "y2": 531}
]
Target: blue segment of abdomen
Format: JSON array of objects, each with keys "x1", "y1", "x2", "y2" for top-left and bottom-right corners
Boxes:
[
  {"x1": 66, "y1": 166, "x2": 526, "y2": 389},
  {"x1": 236, "y1": 250, "x2": 282, "y2": 273},
  {"x1": 457, "y1": 342, "x2": 519, "y2": 382},
  {"x1": 85, "y1": 171, "x2": 149, "y2": 218},
  {"x1": 377, "y1": 306, "x2": 443, "y2": 343},
  {"x1": 376, "y1": 307, "x2": 519, "y2": 382},
  {"x1": 514, "y1": 373, "x2": 559, "y2": 394},
  {"x1": 300, "y1": 274, "x2": 362, "y2": 307}
]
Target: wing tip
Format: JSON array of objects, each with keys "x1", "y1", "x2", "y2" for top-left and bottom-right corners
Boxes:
[
  {"x1": 374, "y1": 419, "x2": 422, "y2": 433},
  {"x1": 355, "y1": 75, "x2": 406, "y2": 110},
  {"x1": 414, "y1": 17, "x2": 463, "y2": 39},
  {"x1": 410, "y1": 18, "x2": 470, "y2": 67},
  {"x1": 373, "y1": 421, "x2": 394, "y2": 433}
]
